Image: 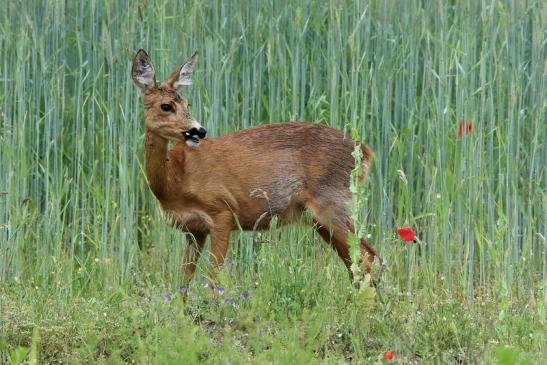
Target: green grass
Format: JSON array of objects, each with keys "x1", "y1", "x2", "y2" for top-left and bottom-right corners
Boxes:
[{"x1": 0, "y1": 0, "x2": 545, "y2": 363}]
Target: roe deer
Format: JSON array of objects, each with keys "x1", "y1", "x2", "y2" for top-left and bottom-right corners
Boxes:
[{"x1": 131, "y1": 49, "x2": 380, "y2": 291}]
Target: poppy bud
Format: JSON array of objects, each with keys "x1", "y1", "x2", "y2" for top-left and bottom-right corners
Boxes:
[{"x1": 458, "y1": 121, "x2": 473, "y2": 138}]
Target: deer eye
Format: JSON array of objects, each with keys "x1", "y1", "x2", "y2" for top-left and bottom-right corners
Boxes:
[{"x1": 160, "y1": 104, "x2": 173, "y2": 112}]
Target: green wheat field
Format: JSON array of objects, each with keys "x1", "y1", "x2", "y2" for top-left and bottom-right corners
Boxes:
[{"x1": 0, "y1": 0, "x2": 545, "y2": 364}]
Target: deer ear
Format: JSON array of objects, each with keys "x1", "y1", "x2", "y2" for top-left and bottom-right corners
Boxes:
[
  {"x1": 162, "y1": 51, "x2": 198, "y2": 90},
  {"x1": 132, "y1": 49, "x2": 157, "y2": 92}
]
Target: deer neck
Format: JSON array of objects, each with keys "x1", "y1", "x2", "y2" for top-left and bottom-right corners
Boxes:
[{"x1": 144, "y1": 130, "x2": 171, "y2": 199}]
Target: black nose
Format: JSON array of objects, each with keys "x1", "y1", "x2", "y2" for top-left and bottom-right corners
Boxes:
[{"x1": 197, "y1": 127, "x2": 207, "y2": 139}]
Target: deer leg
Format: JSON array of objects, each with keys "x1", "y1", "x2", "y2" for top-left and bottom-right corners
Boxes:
[
  {"x1": 181, "y1": 231, "x2": 207, "y2": 291},
  {"x1": 313, "y1": 220, "x2": 353, "y2": 281},
  {"x1": 207, "y1": 213, "x2": 234, "y2": 294},
  {"x1": 310, "y1": 203, "x2": 380, "y2": 286},
  {"x1": 360, "y1": 237, "x2": 380, "y2": 274}
]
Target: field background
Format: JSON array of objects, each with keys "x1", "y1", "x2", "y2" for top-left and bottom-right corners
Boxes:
[{"x1": 0, "y1": 0, "x2": 545, "y2": 363}]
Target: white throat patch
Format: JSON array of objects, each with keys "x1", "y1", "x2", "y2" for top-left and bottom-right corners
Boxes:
[{"x1": 185, "y1": 140, "x2": 200, "y2": 148}]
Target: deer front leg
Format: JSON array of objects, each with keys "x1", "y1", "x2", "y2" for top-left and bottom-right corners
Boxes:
[
  {"x1": 181, "y1": 231, "x2": 207, "y2": 296},
  {"x1": 207, "y1": 212, "x2": 234, "y2": 294}
]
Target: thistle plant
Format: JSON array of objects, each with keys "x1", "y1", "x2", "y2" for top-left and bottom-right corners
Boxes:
[{"x1": 348, "y1": 136, "x2": 370, "y2": 287}]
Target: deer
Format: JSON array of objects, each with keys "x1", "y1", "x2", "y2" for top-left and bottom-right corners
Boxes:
[{"x1": 131, "y1": 49, "x2": 381, "y2": 294}]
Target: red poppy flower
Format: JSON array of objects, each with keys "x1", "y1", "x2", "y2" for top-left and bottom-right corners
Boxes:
[
  {"x1": 397, "y1": 227, "x2": 416, "y2": 242},
  {"x1": 458, "y1": 121, "x2": 473, "y2": 138},
  {"x1": 384, "y1": 350, "x2": 395, "y2": 360}
]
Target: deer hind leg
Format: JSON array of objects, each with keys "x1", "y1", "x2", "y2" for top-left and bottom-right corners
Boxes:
[
  {"x1": 313, "y1": 220, "x2": 353, "y2": 281},
  {"x1": 309, "y1": 202, "x2": 380, "y2": 285},
  {"x1": 360, "y1": 237, "x2": 380, "y2": 274}
]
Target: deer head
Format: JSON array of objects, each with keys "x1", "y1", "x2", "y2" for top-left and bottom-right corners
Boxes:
[{"x1": 131, "y1": 49, "x2": 206, "y2": 146}]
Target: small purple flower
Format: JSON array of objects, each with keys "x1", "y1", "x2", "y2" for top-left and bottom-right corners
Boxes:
[
  {"x1": 239, "y1": 291, "x2": 250, "y2": 300},
  {"x1": 163, "y1": 293, "x2": 172, "y2": 302},
  {"x1": 229, "y1": 295, "x2": 235, "y2": 305},
  {"x1": 179, "y1": 285, "x2": 188, "y2": 294},
  {"x1": 218, "y1": 287, "x2": 225, "y2": 295}
]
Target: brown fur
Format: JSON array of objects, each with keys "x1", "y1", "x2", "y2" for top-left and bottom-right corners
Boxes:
[{"x1": 132, "y1": 50, "x2": 380, "y2": 288}]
